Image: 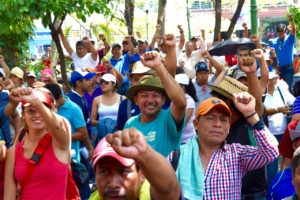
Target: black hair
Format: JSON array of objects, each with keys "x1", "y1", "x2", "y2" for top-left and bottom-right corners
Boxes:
[
  {"x1": 293, "y1": 81, "x2": 300, "y2": 97},
  {"x1": 76, "y1": 41, "x2": 87, "y2": 48},
  {"x1": 292, "y1": 147, "x2": 300, "y2": 175},
  {"x1": 44, "y1": 83, "x2": 63, "y2": 100},
  {"x1": 237, "y1": 45, "x2": 252, "y2": 53},
  {"x1": 182, "y1": 80, "x2": 198, "y2": 102},
  {"x1": 175, "y1": 67, "x2": 185, "y2": 75},
  {"x1": 276, "y1": 23, "x2": 286, "y2": 33}
]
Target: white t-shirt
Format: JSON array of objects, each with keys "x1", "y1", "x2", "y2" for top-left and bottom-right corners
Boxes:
[
  {"x1": 71, "y1": 52, "x2": 99, "y2": 69},
  {"x1": 264, "y1": 85, "x2": 295, "y2": 135},
  {"x1": 177, "y1": 49, "x2": 204, "y2": 79},
  {"x1": 181, "y1": 94, "x2": 196, "y2": 143}
]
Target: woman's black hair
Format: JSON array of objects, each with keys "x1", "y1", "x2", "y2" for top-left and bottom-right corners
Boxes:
[{"x1": 182, "y1": 80, "x2": 198, "y2": 102}]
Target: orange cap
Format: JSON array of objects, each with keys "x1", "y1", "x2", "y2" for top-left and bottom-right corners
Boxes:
[{"x1": 195, "y1": 97, "x2": 231, "y2": 119}]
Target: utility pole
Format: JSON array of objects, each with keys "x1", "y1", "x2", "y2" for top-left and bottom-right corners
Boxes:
[
  {"x1": 250, "y1": 0, "x2": 258, "y2": 35},
  {"x1": 186, "y1": 0, "x2": 192, "y2": 39}
]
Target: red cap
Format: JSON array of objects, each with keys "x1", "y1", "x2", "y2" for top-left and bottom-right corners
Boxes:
[
  {"x1": 95, "y1": 64, "x2": 107, "y2": 74},
  {"x1": 93, "y1": 137, "x2": 134, "y2": 169},
  {"x1": 21, "y1": 88, "x2": 54, "y2": 109}
]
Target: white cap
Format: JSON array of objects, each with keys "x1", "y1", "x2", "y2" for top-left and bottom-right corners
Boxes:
[
  {"x1": 175, "y1": 73, "x2": 189, "y2": 85},
  {"x1": 27, "y1": 71, "x2": 36, "y2": 78},
  {"x1": 101, "y1": 73, "x2": 116, "y2": 83},
  {"x1": 269, "y1": 71, "x2": 278, "y2": 79}
]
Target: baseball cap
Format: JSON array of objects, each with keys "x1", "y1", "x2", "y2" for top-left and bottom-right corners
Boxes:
[
  {"x1": 70, "y1": 69, "x2": 96, "y2": 84},
  {"x1": 137, "y1": 38, "x2": 148, "y2": 43},
  {"x1": 41, "y1": 68, "x2": 54, "y2": 81},
  {"x1": 0, "y1": 68, "x2": 5, "y2": 78},
  {"x1": 95, "y1": 64, "x2": 107, "y2": 74},
  {"x1": 288, "y1": 120, "x2": 300, "y2": 142},
  {"x1": 21, "y1": 88, "x2": 54, "y2": 109},
  {"x1": 93, "y1": 137, "x2": 134, "y2": 169},
  {"x1": 175, "y1": 74, "x2": 189, "y2": 85},
  {"x1": 195, "y1": 97, "x2": 232, "y2": 119},
  {"x1": 269, "y1": 71, "x2": 279, "y2": 79},
  {"x1": 111, "y1": 43, "x2": 121, "y2": 50},
  {"x1": 10, "y1": 67, "x2": 24, "y2": 80},
  {"x1": 195, "y1": 61, "x2": 209, "y2": 72},
  {"x1": 27, "y1": 71, "x2": 36, "y2": 78},
  {"x1": 101, "y1": 73, "x2": 116, "y2": 83},
  {"x1": 233, "y1": 69, "x2": 247, "y2": 80}
]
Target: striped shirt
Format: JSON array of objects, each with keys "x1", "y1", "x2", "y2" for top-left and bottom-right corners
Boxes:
[{"x1": 170, "y1": 119, "x2": 279, "y2": 200}]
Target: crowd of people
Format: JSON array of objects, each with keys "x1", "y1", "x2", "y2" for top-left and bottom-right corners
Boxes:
[{"x1": 0, "y1": 12, "x2": 300, "y2": 200}]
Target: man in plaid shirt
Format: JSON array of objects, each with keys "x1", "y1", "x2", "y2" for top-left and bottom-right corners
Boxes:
[{"x1": 171, "y1": 92, "x2": 279, "y2": 199}]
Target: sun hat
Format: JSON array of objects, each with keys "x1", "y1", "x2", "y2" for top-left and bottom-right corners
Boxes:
[
  {"x1": 130, "y1": 61, "x2": 152, "y2": 75},
  {"x1": 70, "y1": 69, "x2": 96, "y2": 84},
  {"x1": 195, "y1": 97, "x2": 232, "y2": 119},
  {"x1": 101, "y1": 73, "x2": 116, "y2": 84},
  {"x1": 41, "y1": 68, "x2": 54, "y2": 81},
  {"x1": 93, "y1": 137, "x2": 134, "y2": 169},
  {"x1": 208, "y1": 76, "x2": 248, "y2": 100},
  {"x1": 288, "y1": 120, "x2": 300, "y2": 142},
  {"x1": 10, "y1": 67, "x2": 24, "y2": 80},
  {"x1": 126, "y1": 75, "x2": 167, "y2": 102},
  {"x1": 233, "y1": 69, "x2": 247, "y2": 80},
  {"x1": 21, "y1": 88, "x2": 54, "y2": 109},
  {"x1": 175, "y1": 74, "x2": 189, "y2": 85}
]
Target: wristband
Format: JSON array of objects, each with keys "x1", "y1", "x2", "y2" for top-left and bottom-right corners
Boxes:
[{"x1": 245, "y1": 111, "x2": 257, "y2": 120}]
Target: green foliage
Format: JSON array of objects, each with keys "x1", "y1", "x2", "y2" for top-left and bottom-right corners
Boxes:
[{"x1": 289, "y1": 6, "x2": 300, "y2": 40}]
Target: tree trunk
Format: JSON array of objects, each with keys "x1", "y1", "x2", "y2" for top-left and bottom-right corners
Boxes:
[
  {"x1": 124, "y1": 0, "x2": 135, "y2": 35},
  {"x1": 213, "y1": 0, "x2": 222, "y2": 41},
  {"x1": 157, "y1": 0, "x2": 167, "y2": 35},
  {"x1": 226, "y1": 0, "x2": 245, "y2": 39},
  {"x1": 49, "y1": 22, "x2": 70, "y2": 92}
]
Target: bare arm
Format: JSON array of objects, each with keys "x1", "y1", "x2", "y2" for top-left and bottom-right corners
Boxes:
[
  {"x1": 288, "y1": 14, "x2": 296, "y2": 36},
  {"x1": 4, "y1": 146, "x2": 17, "y2": 200},
  {"x1": 73, "y1": 127, "x2": 94, "y2": 157},
  {"x1": 150, "y1": 24, "x2": 161, "y2": 50},
  {"x1": 83, "y1": 37, "x2": 98, "y2": 61},
  {"x1": 141, "y1": 52, "x2": 186, "y2": 124},
  {"x1": 256, "y1": 51, "x2": 269, "y2": 94},
  {"x1": 242, "y1": 23, "x2": 250, "y2": 38},
  {"x1": 177, "y1": 25, "x2": 185, "y2": 50},
  {"x1": 59, "y1": 30, "x2": 73, "y2": 56},
  {"x1": 99, "y1": 34, "x2": 110, "y2": 56},
  {"x1": 0, "y1": 55, "x2": 11, "y2": 77},
  {"x1": 201, "y1": 50, "x2": 224, "y2": 76},
  {"x1": 107, "y1": 128, "x2": 181, "y2": 200},
  {"x1": 163, "y1": 34, "x2": 177, "y2": 76},
  {"x1": 238, "y1": 51, "x2": 264, "y2": 116},
  {"x1": 91, "y1": 97, "x2": 99, "y2": 126}
]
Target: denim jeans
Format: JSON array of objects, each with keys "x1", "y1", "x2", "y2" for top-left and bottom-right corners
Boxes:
[{"x1": 278, "y1": 64, "x2": 294, "y2": 92}]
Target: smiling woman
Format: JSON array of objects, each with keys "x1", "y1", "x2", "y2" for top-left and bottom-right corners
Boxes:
[{"x1": 4, "y1": 87, "x2": 72, "y2": 200}]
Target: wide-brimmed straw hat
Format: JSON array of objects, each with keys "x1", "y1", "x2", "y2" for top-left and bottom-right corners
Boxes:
[
  {"x1": 126, "y1": 75, "x2": 168, "y2": 102},
  {"x1": 208, "y1": 76, "x2": 248, "y2": 100}
]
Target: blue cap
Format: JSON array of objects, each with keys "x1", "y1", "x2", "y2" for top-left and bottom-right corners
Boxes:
[
  {"x1": 195, "y1": 61, "x2": 209, "y2": 72},
  {"x1": 70, "y1": 69, "x2": 95, "y2": 84}
]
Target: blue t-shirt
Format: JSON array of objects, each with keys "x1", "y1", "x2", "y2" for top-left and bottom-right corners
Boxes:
[
  {"x1": 292, "y1": 96, "x2": 300, "y2": 115},
  {"x1": 124, "y1": 108, "x2": 185, "y2": 157},
  {"x1": 0, "y1": 92, "x2": 12, "y2": 147},
  {"x1": 270, "y1": 34, "x2": 296, "y2": 67},
  {"x1": 58, "y1": 97, "x2": 86, "y2": 161}
]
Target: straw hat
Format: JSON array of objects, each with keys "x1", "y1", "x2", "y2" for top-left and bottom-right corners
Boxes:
[{"x1": 208, "y1": 76, "x2": 248, "y2": 100}]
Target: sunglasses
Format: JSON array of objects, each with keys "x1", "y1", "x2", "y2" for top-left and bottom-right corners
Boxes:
[{"x1": 122, "y1": 41, "x2": 128, "y2": 45}]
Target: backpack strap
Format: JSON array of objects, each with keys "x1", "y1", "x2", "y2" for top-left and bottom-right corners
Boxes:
[
  {"x1": 277, "y1": 86, "x2": 286, "y2": 105},
  {"x1": 20, "y1": 133, "x2": 52, "y2": 189}
]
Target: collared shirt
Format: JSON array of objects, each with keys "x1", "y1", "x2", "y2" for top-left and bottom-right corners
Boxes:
[
  {"x1": 269, "y1": 34, "x2": 296, "y2": 67},
  {"x1": 169, "y1": 119, "x2": 279, "y2": 200},
  {"x1": 178, "y1": 49, "x2": 204, "y2": 79}
]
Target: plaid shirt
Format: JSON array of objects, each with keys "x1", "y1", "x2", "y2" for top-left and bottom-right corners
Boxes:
[{"x1": 170, "y1": 119, "x2": 279, "y2": 200}]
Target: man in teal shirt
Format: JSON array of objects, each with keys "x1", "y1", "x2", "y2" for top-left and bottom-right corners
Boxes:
[{"x1": 125, "y1": 51, "x2": 186, "y2": 157}]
